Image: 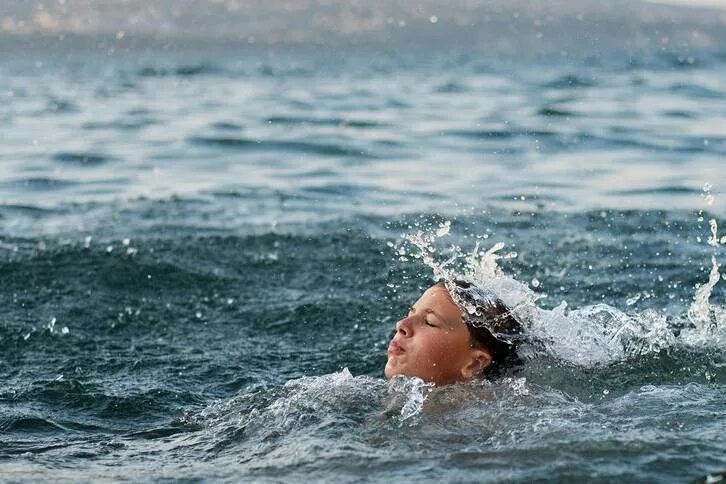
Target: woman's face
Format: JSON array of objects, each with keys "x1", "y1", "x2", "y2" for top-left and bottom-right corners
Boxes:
[{"x1": 385, "y1": 284, "x2": 491, "y2": 385}]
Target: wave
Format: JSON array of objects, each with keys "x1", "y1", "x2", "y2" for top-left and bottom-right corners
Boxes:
[
  {"x1": 264, "y1": 116, "x2": 387, "y2": 129},
  {"x1": 542, "y1": 74, "x2": 595, "y2": 89},
  {"x1": 81, "y1": 119, "x2": 158, "y2": 131},
  {"x1": 667, "y1": 82, "x2": 723, "y2": 99},
  {"x1": 52, "y1": 152, "x2": 116, "y2": 166},
  {"x1": 209, "y1": 121, "x2": 244, "y2": 131},
  {"x1": 137, "y1": 63, "x2": 223, "y2": 77},
  {"x1": 443, "y1": 128, "x2": 558, "y2": 140},
  {"x1": 537, "y1": 106, "x2": 578, "y2": 117},
  {"x1": 608, "y1": 186, "x2": 702, "y2": 196},
  {"x1": 434, "y1": 81, "x2": 468, "y2": 93},
  {"x1": 662, "y1": 110, "x2": 697, "y2": 119},
  {"x1": 1, "y1": 374, "x2": 204, "y2": 421},
  {"x1": 0, "y1": 177, "x2": 80, "y2": 190},
  {"x1": 46, "y1": 98, "x2": 78, "y2": 114},
  {"x1": 188, "y1": 136, "x2": 377, "y2": 158}
]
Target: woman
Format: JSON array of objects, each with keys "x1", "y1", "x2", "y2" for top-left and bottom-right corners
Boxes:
[{"x1": 385, "y1": 279, "x2": 524, "y2": 385}]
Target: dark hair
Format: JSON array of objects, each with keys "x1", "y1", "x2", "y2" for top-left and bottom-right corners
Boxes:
[{"x1": 446, "y1": 279, "x2": 525, "y2": 378}]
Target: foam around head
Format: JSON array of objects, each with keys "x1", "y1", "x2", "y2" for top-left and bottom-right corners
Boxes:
[{"x1": 444, "y1": 278, "x2": 526, "y2": 345}]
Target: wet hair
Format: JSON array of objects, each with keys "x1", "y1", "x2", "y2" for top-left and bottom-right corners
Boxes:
[{"x1": 444, "y1": 279, "x2": 525, "y2": 378}]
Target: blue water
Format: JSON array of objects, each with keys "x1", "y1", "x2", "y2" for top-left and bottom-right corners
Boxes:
[{"x1": 1, "y1": 44, "x2": 725, "y2": 482}]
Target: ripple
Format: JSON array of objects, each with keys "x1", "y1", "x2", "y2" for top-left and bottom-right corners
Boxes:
[
  {"x1": 434, "y1": 81, "x2": 468, "y2": 93},
  {"x1": 298, "y1": 183, "x2": 377, "y2": 197},
  {"x1": 444, "y1": 128, "x2": 558, "y2": 139},
  {"x1": 537, "y1": 106, "x2": 577, "y2": 117},
  {"x1": 0, "y1": 177, "x2": 80, "y2": 191},
  {"x1": 210, "y1": 121, "x2": 244, "y2": 131},
  {"x1": 542, "y1": 74, "x2": 595, "y2": 89},
  {"x1": 608, "y1": 186, "x2": 701, "y2": 196},
  {"x1": 137, "y1": 63, "x2": 223, "y2": 77},
  {"x1": 188, "y1": 136, "x2": 375, "y2": 158},
  {"x1": 578, "y1": 133, "x2": 717, "y2": 154},
  {"x1": 46, "y1": 98, "x2": 78, "y2": 114},
  {"x1": 52, "y1": 152, "x2": 116, "y2": 166},
  {"x1": 0, "y1": 416, "x2": 69, "y2": 433},
  {"x1": 0, "y1": 204, "x2": 65, "y2": 216},
  {"x1": 82, "y1": 119, "x2": 158, "y2": 131},
  {"x1": 264, "y1": 116, "x2": 386, "y2": 128},
  {"x1": 257, "y1": 64, "x2": 312, "y2": 77},
  {"x1": 668, "y1": 82, "x2": 723, "y2": 99},
  {"x1": 662, "y1": 110, "x2": 697, "y2": 119},
  {"x1": 660, "y1": 52, "x2": 702, "y2": 69}
]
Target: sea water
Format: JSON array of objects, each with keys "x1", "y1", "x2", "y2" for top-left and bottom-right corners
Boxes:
[{"x1": 1, "y1": 40, "x2": 725, "y2": 482}]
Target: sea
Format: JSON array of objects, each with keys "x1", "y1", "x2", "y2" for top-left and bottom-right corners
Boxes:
[{"x1": 1, "y1": 35, "x2": 725, "y2": 482}]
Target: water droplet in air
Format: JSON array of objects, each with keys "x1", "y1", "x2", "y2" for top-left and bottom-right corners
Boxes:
[
  {"x1": 626, "y1": 293, "x2": 641, "y2": 306},
  {"x1": 531, "y1": 278, "x2": 540, "y2": 288},
  {"x1": 435, "y1": 221, "x2": 451, "y2": 237},
  {"x1": 707, "y1": 219, "x2": 719, "y2": 247}
]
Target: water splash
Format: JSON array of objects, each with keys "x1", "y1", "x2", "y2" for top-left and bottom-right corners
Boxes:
[
  {"x1": 386, "y1": 375, "x2": 434, "y2": 423},
  {"x1": 186, "y1": 369, "x2": 386, "y2": 442},
  {"x1": 402, "y1": 224, "x2": 539, "y2": 325},
  {"x1": 682, "y1": 256, "x2": 725, "y2": 346},
  {"x1": 682, "y1": 188, "x2": 725, "y2": 345},
  {"x1": 403, "y1": 220, "x2": 457, "y2": 282},
  {"x1": 531, "y1": 303, "x2": 677, "y2": 365},
  {"x1": 707, "y1": 219, "x2": 726, "y2": 248},
  {"x1": 397, "y1": 217, "x2": 724, "y2": 367}
]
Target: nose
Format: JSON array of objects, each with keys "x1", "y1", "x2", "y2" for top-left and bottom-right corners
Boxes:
[{"x1": 395, "y1": 317, "x2": 413, "y2": 337}]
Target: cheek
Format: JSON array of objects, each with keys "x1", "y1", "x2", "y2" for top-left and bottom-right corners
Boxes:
[
  {"x1": 429, "y1": 331, "x2": 474, "y2": 368},
  {"x1": 419, "y1": 333, "x2": 462, "y2": 363}
]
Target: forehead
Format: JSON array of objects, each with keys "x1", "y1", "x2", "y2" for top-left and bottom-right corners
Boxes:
[{"x1": 416, "y1": 284, "x2": 464, "y2": 323}]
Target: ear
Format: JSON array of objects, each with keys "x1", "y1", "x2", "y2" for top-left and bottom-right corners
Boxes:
[{"x1": 461, "y1": 348, "x2": 492, "y2": 379}]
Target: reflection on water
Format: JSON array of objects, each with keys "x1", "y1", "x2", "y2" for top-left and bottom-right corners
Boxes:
[{"x1": 1, "y1": 50, "x2": 725, "y2": 219}]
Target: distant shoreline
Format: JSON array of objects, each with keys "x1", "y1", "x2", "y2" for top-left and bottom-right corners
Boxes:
[{"x1": 1, "y1": 0, "x2": 725, "y2": 54}]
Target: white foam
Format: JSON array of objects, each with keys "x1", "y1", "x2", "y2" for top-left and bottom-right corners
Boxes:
[{"x1": 398, "y1": 218, "x2": 725, "y2": 367}]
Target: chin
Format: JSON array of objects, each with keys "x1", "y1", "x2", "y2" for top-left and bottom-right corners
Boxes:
[{"x1": 384, "y1": 361, "x2": 400, "y2": 379}]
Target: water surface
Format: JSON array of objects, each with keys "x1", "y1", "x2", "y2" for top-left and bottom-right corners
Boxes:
[{"x1": 1, "y1": 45, "x2": 725, "y2": 482}]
